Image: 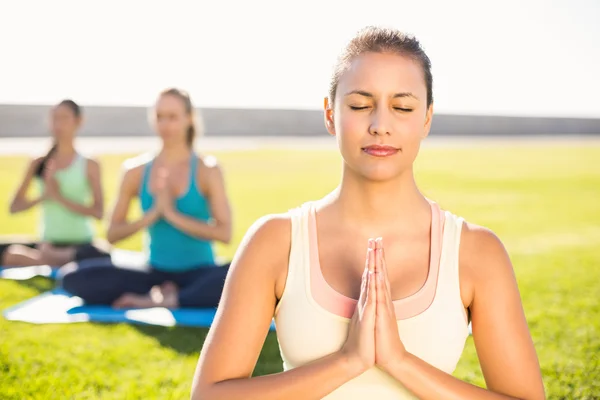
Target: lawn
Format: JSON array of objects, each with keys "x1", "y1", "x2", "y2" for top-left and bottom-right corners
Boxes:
[{"x1": 0, "y1": 144, "x2": 599, "y2": 399}]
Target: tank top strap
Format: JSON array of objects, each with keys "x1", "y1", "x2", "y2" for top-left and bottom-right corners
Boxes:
[
  {"x1": 75, "y1": 153, "x2": 86, "y2": 173},
  {"x1": 274, "y1": 202, "x2": 312, "y2": 316},
  {"x1": 140, "y1": 158, "x2": 154, "y2": 196},
  {"x1": 436, "y1": 211, "x2": 468, "y2": 323}
]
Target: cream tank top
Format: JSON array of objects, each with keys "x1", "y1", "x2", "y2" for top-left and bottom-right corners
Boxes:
[{"x1": 273, "y1": 201, "x2": 470, "y2": 399}]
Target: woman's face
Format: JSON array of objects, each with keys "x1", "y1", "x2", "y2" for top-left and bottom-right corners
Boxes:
[
  {"x1": 325, "y1": 51, "x2": 433, "y2": 182},
  {"x1": 51, "y1": 104, "x2": 81, "y2": 142},
  {"x1": 153, "y1": 94, "x2": 191, "y2": 145}
]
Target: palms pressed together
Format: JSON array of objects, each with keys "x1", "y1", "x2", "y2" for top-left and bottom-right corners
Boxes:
[{"x1": 342, "y1": 238, "x2": 407, "y2": 374}]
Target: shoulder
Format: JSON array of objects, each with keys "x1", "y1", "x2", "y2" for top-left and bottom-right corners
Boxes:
[
  {"x1": 239, "y1": 212, "x2": 292, "y2": 254},
  {"x1": 121, "y1": 152, "x2": 154, "y2": 178},
  {"x1": 29, "y1": 156, "x2": 45, "y2": 170},
  {"x1": 197, "y1": 153, "x2": 222, "y2": 174},
  {"x1": 84, "y1": 157, "x2": 101, "y2": 175},
  {"x1": 458, "y1": 217, "x2": 514, "y2": 304},
  {"x1": 232, "y1": 212, "x2": 293, "y2": 279},
  {"x1": 22, "y1": 156, "x2": 45, "y2": 178},
  {"x1": 459, "y1": 220, "x2": 510, "y2": 269},
  {"x1": 118, "y1": 153, "x2": 154, "y2": 190},
  {"x1": 196, "y1": 153, "x2": 226, "y2": 185}
]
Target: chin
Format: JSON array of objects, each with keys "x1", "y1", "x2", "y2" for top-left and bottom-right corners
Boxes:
[{"x1": 357, "y1": 165, "x2": 404, "y2": 182}]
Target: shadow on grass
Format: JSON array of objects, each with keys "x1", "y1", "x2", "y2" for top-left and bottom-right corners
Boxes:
[{"x1": 129, "y1": 324, "x2": 284, "y2": 375}]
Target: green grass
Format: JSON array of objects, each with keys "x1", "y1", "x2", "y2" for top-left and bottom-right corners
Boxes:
[{"x1": 1, "y1": 144, "x2": 599, "y2": 399}]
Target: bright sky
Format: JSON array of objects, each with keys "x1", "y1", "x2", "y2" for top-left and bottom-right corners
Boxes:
[{"x1": 1, "y1": 0, "x2": 599, "y2": 117}]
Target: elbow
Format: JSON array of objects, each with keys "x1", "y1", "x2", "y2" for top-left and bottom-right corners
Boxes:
[
  {"x1": 9, "y1": 198, "x2": 22, "y2": 214},
  {"x1": 106, "y1": 230, "x2": 119, "y2": 245},
  {"x1": 9, "y1": 202, "x2": 22, "y2": 215},
  {"x1": 92, "y1": 209, "x2": 104, "y2": 220},
  {"x1": 219, "y1": 228, "x2": 232, "y2": 245},
  {"x1": 190, "y1": 383, "x2": 215, "y2": 400},
  {"x1": 528, "y1": 391, "x2": 547, "y2": 400}
]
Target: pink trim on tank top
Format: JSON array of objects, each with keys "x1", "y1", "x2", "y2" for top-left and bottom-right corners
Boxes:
[{"x1": 308, "y1": 201, "x2": 445, "y2": 320}]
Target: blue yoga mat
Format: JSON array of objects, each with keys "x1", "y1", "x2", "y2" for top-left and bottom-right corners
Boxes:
[{"x1": 3, "y1": 288, "x2": 277, "y2": 330}]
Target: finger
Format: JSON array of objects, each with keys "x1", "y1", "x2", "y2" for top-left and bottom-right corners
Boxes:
[
  {"x1": 380, "y1": 245, "x2": 392, "y2": 295},
  {"x1": 366, "y1": 261, "x2": 376, "y2": 312},
  {"x1": 358, "y1": 254, "x2": 369, "y2": 309},
  {"x1": 368, "y1": 240, "x2": 375, "y2": 273},
  {"x1": 376, "y1": 252, "x2": 386, "y2": 312},
  {"x1": 374, "y1": 238, "x2": 382, "y2": 274},
  {"x1": 377, "y1": 247, "x2": 394, "y2": 314}
]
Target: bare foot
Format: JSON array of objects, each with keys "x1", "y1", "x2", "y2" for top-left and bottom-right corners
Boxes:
[
  {"x1": 149, "y1": 281, "x2": 179, "y2": 309},
  {"x1": 112, "y1": 293, "x2": 156, "y2": 309},
  {"x1": 160, "y1": 281, "x2": 178, "y2": 296}
]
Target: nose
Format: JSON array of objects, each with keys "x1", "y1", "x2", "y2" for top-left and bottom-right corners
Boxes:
[{"x1": 368, "y1": 107, "x2": 392, "y2": 136}]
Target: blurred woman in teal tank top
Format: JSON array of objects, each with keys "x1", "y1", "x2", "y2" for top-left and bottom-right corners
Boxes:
[
  {"x1": 1, "y1": 100, "x2": 108, "y2": 267},
  {"x1": 61, "y1": 88, "x2": 233, "y2": 309}
]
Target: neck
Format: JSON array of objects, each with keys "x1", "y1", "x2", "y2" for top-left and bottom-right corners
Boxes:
[
  {"x1": 159, "y1": 141, "x2": 192, "y2": 164},
  {"x1": 329, "y1": 166, "x2": 430, "y2": 229},
  {"x1": 54, "y1": 140, "x2": 75, "y2": 156}
]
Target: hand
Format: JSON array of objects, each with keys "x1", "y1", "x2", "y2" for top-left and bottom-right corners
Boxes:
[
  {"x1": 154, "y1": 168, "x2": 174, "y2": 215},
  {"x1": 340, "y1": 239, "x2": 377, "y2": 374},
  {"x1": 42, "y1": 160, "x2": 60, "y2": 200},
  {"x1": 374, "y1": 238, "x2": 407, "y2": 370}
]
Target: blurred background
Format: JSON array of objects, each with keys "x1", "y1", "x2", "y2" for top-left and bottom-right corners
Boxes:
[{"x1": 0, "y1": 0, "x2": 599, "y2": 399}]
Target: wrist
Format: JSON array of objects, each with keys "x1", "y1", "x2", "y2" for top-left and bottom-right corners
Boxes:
[
  {"x1": 163, "y1": 206, "x2": 176, "y2": 220},
  {"x1": 379, "y1": 350, "x2": 409, "y2": 374},
  {"x1": 336, "y1": 351, "x2": 368, "y2": 378},
  {"x1": 144, "y1": 209, "x2": 160, "y2": 224}
]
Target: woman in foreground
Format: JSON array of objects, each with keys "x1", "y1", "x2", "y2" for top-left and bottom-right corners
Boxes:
[
  {"x1": 191, "y1": 27, "x2": 545, "y2": 399},
  {"x1": 1, "y1": 100, "x2": 106, "y2": 267},
  {"x1": 61, "y1": 88, "x2": 232, "y2": 309}
]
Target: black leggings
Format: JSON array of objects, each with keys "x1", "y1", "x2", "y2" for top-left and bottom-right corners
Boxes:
[{"x1": 60, "y1": 258, "x2": 230, "y2": 308}]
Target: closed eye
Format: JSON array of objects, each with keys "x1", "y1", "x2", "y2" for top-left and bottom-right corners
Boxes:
[
  {"x1": 394, "y1": 107, "x2": 413, "y2": 112},
  {"x1": 349, "y1": 106, "x2": 369, "y2": 110}
]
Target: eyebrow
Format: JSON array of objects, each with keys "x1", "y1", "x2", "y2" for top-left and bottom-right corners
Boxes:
[{"x1": 344, "y1": 90, "x2": 419, "y2": 100}]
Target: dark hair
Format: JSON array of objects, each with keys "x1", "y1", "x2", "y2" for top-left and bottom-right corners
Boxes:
[
  {"x1": 35, "y1": 99, "x2": 82, "y2": 177},
  {"x1": 328, "y1": 26, "x2": 433, "y2": 107},
  {"x1": 159, "y1": 88, "x2": 198, "y2": 147}
]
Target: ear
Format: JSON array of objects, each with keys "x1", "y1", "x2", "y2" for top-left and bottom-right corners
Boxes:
[
  {"x1": 75, "y1": 115, "x2": 85, "y2": 130},
  {"x1": 422, "y1": 103, "x2": 433, "y2": 139},
  {"x1": 323, "y1": 97, "x2": 336, "y2": 136}
]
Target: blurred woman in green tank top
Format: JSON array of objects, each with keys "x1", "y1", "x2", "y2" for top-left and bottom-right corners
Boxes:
[{"x1": 0, "y1": 100, "x2": 108, "y2": 267}]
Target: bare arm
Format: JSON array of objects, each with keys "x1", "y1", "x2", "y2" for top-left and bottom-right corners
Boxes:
[
  {"x1": 106, "y1": 164, "x2": 159, "y2": 244},
  {"x1": 164, "y1": 161, "x2": 232, "y2": 244},
  {"x1": 52, "y1": 159, "x2": 104, "y2": 219},
  {"x1": 382, "y1": 224, "x2": 545, "y2": 400},
  {"x1": 9, "y1": 158, "x2": 44, "y2": 214},
  {"x1": 191, "y1": 215, "x2": 363, "y2": 400}
]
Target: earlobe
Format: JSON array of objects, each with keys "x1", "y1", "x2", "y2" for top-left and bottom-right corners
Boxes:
[
  {"x1": 323, "y1": 97, "x2": 336, "y2": 136},
  {"x1": 325, "y1": 111, "x2": 336, "y2": 136},
  {"x1": 423, "y1": 104, "x2": 433, "y2": 139}
]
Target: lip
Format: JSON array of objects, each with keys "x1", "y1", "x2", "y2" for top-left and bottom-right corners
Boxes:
[{"x1": 361, "y1": 144, "x2": 400, "y2": 157}]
